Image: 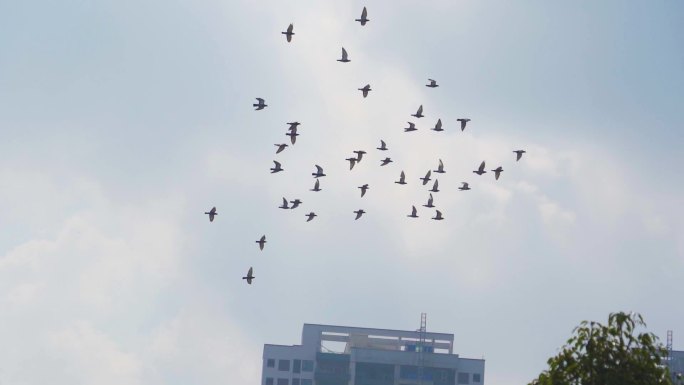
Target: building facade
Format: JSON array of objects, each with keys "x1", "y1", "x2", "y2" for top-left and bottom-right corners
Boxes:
[{"x1": 262, "y1": 323, "x2": 485, "y2": 385}]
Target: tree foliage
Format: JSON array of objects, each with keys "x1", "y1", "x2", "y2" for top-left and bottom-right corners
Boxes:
[{"x1": 529, "y1": 312, "x2": 673, "y2": 385}]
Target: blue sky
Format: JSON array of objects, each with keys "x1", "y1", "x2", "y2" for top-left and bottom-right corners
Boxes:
[{"x1": 1, "y1": 1, "x2": 683, "y2": 384}]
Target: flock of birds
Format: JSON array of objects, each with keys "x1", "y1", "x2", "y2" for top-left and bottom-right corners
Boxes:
[{"x1": 208, "y1": 7, "x2": 527, "y2": 285}]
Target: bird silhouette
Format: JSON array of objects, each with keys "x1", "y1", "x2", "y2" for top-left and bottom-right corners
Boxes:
[
  {"x1": 205, "y1": 207, "x2": 217, "y2": 222},
  {"x1": 279, "y1": 198, "x2": 289, "y2": 209},
  {"x1": 457, "y1": 118, "x2": 471, "y2": 131},
  {"x1": 432, "y1": 119, "x2": 443, "y2": 132},
  {"x1": 353, "y1": 209, "x2": 366, "y2": 220},
  {"x1": 270, "y1": 160, "x2": 284, "y2": 173},
  {"x1": 359, "y1": 84, "x2": 371, "y2": 98},
  {"x1": 492, "y1": 166, "x2": 503, "y2": 180},
  {"x1": 459, "y1": 182, "x2": 471, "y2": 191},
  {"x1": 311, "y1": 179, "x2": 322, "y2": 192},
  {"x1": 256, "y1": 235, "x2": 266, "y2": 251},
  {"x1": 426, "y1": 79, "x2": 439, "y2": 88},
  {"x1": 253, "y1": 98, "x2": 267, "y2": 110},
  {"x1": 420, "y1": 170, "x2": 432, "y2": 185},
  {"x1": 355, "y1": 7, "x2": 369, "y2": 25},
  {"x1": 434, "y1": 159, "x2": 445, "y2": 174},
  {"x1": 404, "y1": 122, "x2": 417, "y2": 132},
  {"x1": 429, "y1": 179, "x2": 440, "y2": 192},
  {"x1": 380, "y1": 157, "x2": 393, "y2": 166},
  {"x1": 346, "y1": 157, "x2": 357, "y2": 170},
  {"x1": 353, "y1": 150, "x2": 366, "y2": 162},
  {"x1": 377, "y1": 140, "x2": 388, "y2": 151},
  {"x1": 290, "y1": 199, "x2": 302, "y2": 209},
  {"x1": 412, "y1": 105, "x2": 424, "y2": 118},
  {"x1": 359, "y1": 184, "x2": 369, "y2": 197},
  {"x1": 305, "y1": 212, "x2": 317, "y2": 222},
  {"x1": 395, "y1": 171, "x2": 407, "y2": 185},
  {"x1": 423, "y1": 193, "x2": 435, "y2": 208},
  {"x1": 274, "y1": 143, "x2": 288, "y2": 154},
  {"x1": 312, "y1": 165, "x2": 326, "y2": 178},
  {"x1": 338, "y1": 47, "x2": 350, "y2": 63},
  {"x1": 282, "y1": 24, "x2": 294, "y2": 42},
  {"x1": 408, "y1": 205, "x2": 419, "y2": 218},
  {"x1": 513, "y1": 150, "x2": 526, "y2": 161},
  {"x1": 473, "y1": 161, "x2": 486, "y2": 175},
  {"x1": 287, "y1": 122, "x2": 301, "y2": 130},
  {"x1": 243, "y1": 267, "x2": 255, "y2": 284},
  {"x1": 286, "y1": 126, "x2": 299, "y2": 145},
  {"x1": 432, "y1": 210, "x2": 444, "y2": 220}
]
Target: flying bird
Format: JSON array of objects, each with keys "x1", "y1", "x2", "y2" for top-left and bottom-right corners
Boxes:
[
  {"x1": 434, "y1": 159, "x2": 445, "y2": 174},
  {"x1": 353, "y1": 150, "x2": 366, "y2": 162},
  {"x1": 346, "y1": 157, "x2": 357, "y2": 170},
  {"x1": 279, "y1": 198, "x2": 289, "y2": 209},
  {"x1": 408, "y1": 205, "x2": 419, "y2": 218},
  {"x1": 432, "y1": 210, "x2": 444, "y2": 221},
  {"x1": 242, "y1": 267, "x2": 255, "y2": 284},
  {"x1": 432, "y1": 119, "x2": 443, "y2": 132},
  {"x1": 358, "y1": 184, "x2": 369, "y2": 197},
  {"x1": 359, "y1": 84, "x2": 371, "y2": 98},
  {"x1": 287, "y1": 122, "x2": 301, "y2": 130},
  {"x1": 457, "y1": 118, "x2": 471, "y2": 131},
  {"x1": 513, "y1": 150, "x2": 526, "y2": 161},
  {"x1": 311, "y1": 179, "x2": 322, "y2": 192},
  {"x1": 426, "y1": 79, "x2": 439, "y2": 88},
  {"x1": 270, "y1": 160, "x2": 284, "y2": 173},
  {"x1": 377, "y1": 140, "x2": 388, "y2": 151},
  {"x1": 312, "y1": 165, "x2": 326, "y2": 178},
  {"x1": 355, "y1": 6, "x2": 369, "y2": 26},
  {"x1": 205, "y1": 207, "x2": 217, "y2": 222},
  {"x1": 253, "y1": 98, "x2": 267, "y2": 110},
  {"x1": 423, "y1": 193, "x2": 435, "y2": 208},
  {"x1": 404, "y1": 122, "x2": 417, "y2": 132},
  {"x1": 305, "y1": 212, "x2": 317, "y2": 222},
  {"x1": 282, "y1": 23, "x2": 294, "y2": 42},
  {"x1": 459, "y1": 182, "x2": 471, "y2": 191},
  {"x1": 353, "y1": 209, "x2": 366, "y2": 220},
  {"x1": 395, "y1": 171, "x2": 407, "y2": 185},
  {"x1": 380, "y1": 157, "x2": 393, "y2": 166},
  {"x1": 420, "y1": 170, "x2": 432, "y2": 185},
  {"x1": 274, "y1": 143, "x2": 288, "y2": 154},
  {"x1": 473, "y1": 161, "x2": 486, "y2": 175},
  {"x1": 492, "y1": 166, "x2": 503, "y2": 180},
  {"x1": 290, "y1": 199, "x2": 302, "y2": 209},
  {"x1": 338, "y1": 47, "x2": 350, "y2": 63},
  {"x1": 286, "y1": 129, "x2": 299, "y2": 145},
  {"x1": 256, "y1": 235, "x2": 266, "y2": 251},
  {"x1": 411, "y1": 105, "x2": 424, "y2": 118},
  {"x1": 429, "y1": 179, "x2": 440, "y2": 193}
]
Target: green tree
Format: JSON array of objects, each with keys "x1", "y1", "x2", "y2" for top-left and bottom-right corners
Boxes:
[{"x1": 529, "y1": 311, "x2": 673, "y2": 385}]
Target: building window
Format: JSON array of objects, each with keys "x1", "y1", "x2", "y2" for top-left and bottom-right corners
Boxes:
[
  {"x1": 277, "y1": 379, "x2": 289, "y2": 385},
  {"x1": 278, "y1": 360, "x2": 290, "y2": 371},
  {"x1": 301, "y1": 380, "x2": 312, "y2": 385},
  {"x1": 292, "y1": 379, "x2": 300, "y2": 385},
  {"x1": 267, "y1": 359, "x2": 275, "y2": 368},
  {"x1": 473, "y1": 373, "x2": 481, "y2": 383},
  {"x1": 293, "y1": 359, "x2": 301, "y2": 373},
  {"x1": 302, "y1": 360, "x2": 313, "y2": 372},
  {"x1": 458, "y1": 372, "x2": 470, "y2": 384},
  {"x1": 265, "y1": 378, "x2": 274, "y2": 385}
]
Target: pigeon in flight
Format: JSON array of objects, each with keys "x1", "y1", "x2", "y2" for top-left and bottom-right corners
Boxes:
[
  {"x1": 432, "y1": 210, "x2": 444, "y2": 221},
  {"x1": 359, "y1": 184, "x2": 369, "y2": 197},
  {"x1": 513, "y1": 150, "x2": 526, "y2": 161},
  {"x1": 353, "y1": 209, "x2": 366, "y2": 220},
  {"x1": 377, "y1": 140, "x2": 388, "y2": 151},
  {"x1": 423, "y1": 193, "x2": 435, "y2": 208},
  {"x1": 457, "y1": 118, "x2": 471, "y2": 131},
  {"x1": 346, "y1": 157, "x2": 357, "y2": 170},
  {"x1": 312, "y1": 165, "x2": 326, "y2": 178},
  {"x1": 359, "y1": 84, "x2": 371, "y2": 98},
  {"x1": 282, "y1": 24, "x2": 294, "y2": 42},
  {"x1": 279, "y1": 198, "x2": 289, "y2": 209},
  {"x1": 355, "y1": 6, "x2": 369, "y2": 26},
  {"x1": 353, "y1": 150, "x2": 366, "y2": 162},
  {"x1": 270, "y1": 160, "x2": 284, "y2": 173},
  {"x1": 492, "y1": 166, "x2": 503, "y2": 180},
  {"x1": 338, "y1": 47, "x2": 350, "y2": 63},
  {"x1": 429, "y1": 179, "x2": 440, "y2": 193},
  {"x1": 408, "y1": 205, "x2": 419, "y2": 218},
  {"x1": 253, "y1": 98, "x2": 267, "y2": 110},
  {"x1": 305, "y1": 212, "x2": 317, "y2": 222},
  {"x1": 205, "y1": 207, "x2": 217, "y2": 222},
  {"x1": 286, "y1": 129, "x2": 299, "y2": 145},
  {"x1": 380, "y1": 157, "x2": 393, "y2": 166},
  {"x1": 311, "y1": 179, "x2": 322, "y2": 192},
  {"x1": 290, "y1": 199, "x2": 302, "y2": 209},
  {"x1": 243, "y1": 267, "x2": 255, "y2": 284},
  {"x1": 274, "y1": 143, "x2": 288, "y2": 154},
  {"x1": 458, "y1": 182, "x2": 471, "y2": 191},
  {"x1": 426, "y1": 79, "x2": 439, "y2": 88},
  {"x1": 256, "y1": 235, "x2": 266, "y2": 251},
  {"x1": 420, "y1": 170, "x2": 432, "y2": 185},
  {"x1": 404, "y1": 122, "x2": 417, "y2": 132},
  {"x1": 473, "y1": 161, "x2": 486, "y2": 175},
  {"x1": 411, "y1": 105, "x2": 424, "y2": 118},
  {"x1": 432, "y1": 119, "x2": 443, "y2": 132},
  {"x1": 434, "y1": 159, "x2": 445, "y2": 174},
  {"x1": 395, "y1": 171, "x2": 407, "y2": 185}
]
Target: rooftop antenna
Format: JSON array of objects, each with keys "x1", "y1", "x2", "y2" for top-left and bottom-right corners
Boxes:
[
  {"x1": 417, "y1": 313, "x2": 427, "y2": 385},
  {"x1": 667, "y1": 330, "x2": 674, "y2": 381}
]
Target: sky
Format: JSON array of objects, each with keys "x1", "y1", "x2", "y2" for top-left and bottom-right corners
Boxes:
[{"x1": 0, "y1": 0, "x2": 683, "y2": 384}]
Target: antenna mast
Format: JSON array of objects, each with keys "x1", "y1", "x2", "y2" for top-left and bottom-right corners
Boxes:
[{"x1": 417, "y1": 313, "x2": 427, "y2": 385}]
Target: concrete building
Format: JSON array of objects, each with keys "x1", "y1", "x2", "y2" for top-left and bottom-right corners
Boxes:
[
  {"x1": 261, "y1": 323, "x2": 485, "y2": 385},
  {"x1": 668, "y1": 350, "x2": 684, "y2": 381}
]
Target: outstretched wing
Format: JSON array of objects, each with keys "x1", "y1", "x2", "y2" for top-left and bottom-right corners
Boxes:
[
  {"x1": 341, "y1": 47, "x2": 348, "y2": 60},
  {"x1": 315, "y1": 165, "x2": 323, "y2": 174},
  {"x1": 361, "y1": 7, "x2": 367, "y2": 19},
  {"x1": 478, "y1": 161, "x2": 485, "y2": 171}
]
